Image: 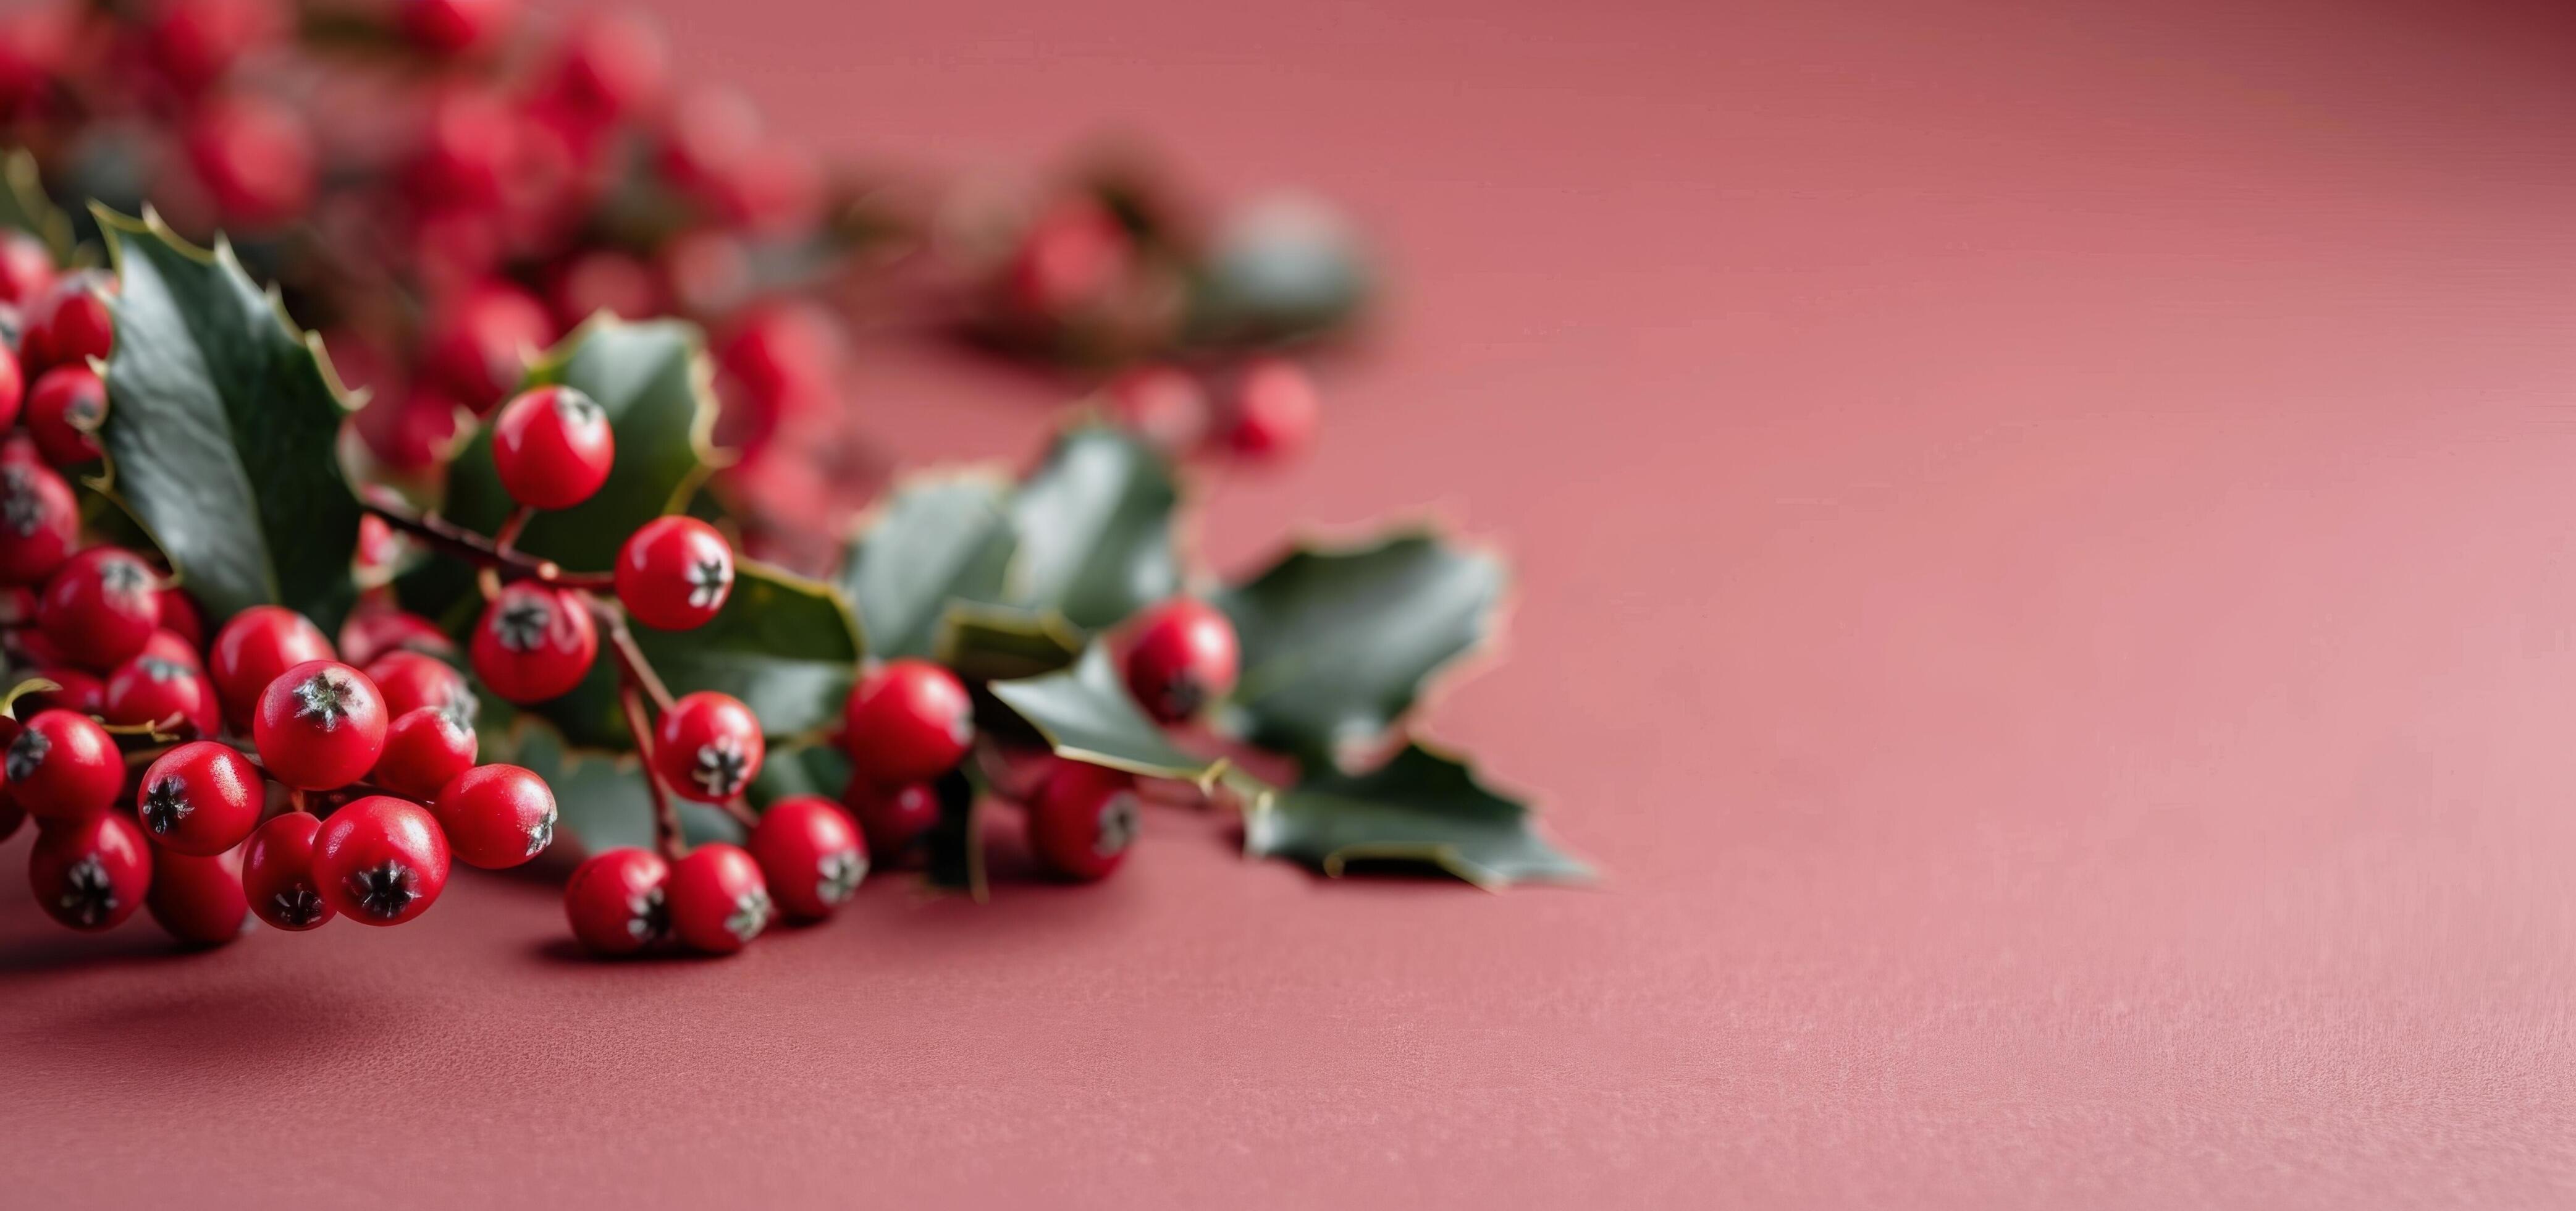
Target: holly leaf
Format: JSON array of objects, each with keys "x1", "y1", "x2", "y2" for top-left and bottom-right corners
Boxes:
[
  {"x1": 1214, "y1": 529, "x2": 1505, "y2": 763},
  {"x1": 505, "y1": 559, "x2": 864, "y2": 751},
  {"x1": 933, "y1": 601, "x2": 1084, "y2": 683},
  {"x1": 1, "y1": 148, "x2": 76, "y2": 264},
  {"x1": 93, "y1": 208, "x2": 364, "y2": 630},
  {"x1": 1184, "y1": 194, "x2": 1372, "y2": 349},
  {"x1": 988, "y1": 641, "x2": 1219, "y2": 781},
  {"x1": 1004, "y1": 425, "x2": 1179, "y2": 630},
  {"x1": 837, "y1": 471, "x2": 1015, "y2": 659},
  {"x1": 746, "y1": 739, "x2": 852, "y2": 809},
  {"x1": 1244, "y1": 742, "x2": 1589, "y2": 889},
  {"x1": 442, "y1": 316, "x2": 717, "y2": 572},
  {"x1": 482, "y1": 711, "x2": 741, "y2": 855}
]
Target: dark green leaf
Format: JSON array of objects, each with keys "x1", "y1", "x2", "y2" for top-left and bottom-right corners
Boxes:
[
  {"x1": 480, "y1": 711, "x2": 741, "y2": 854},
  {"x1": 1005, "y1": 425, "x2": 1178, "y2": 630},
  {"x1": 508, "y1": 559, "x2": 864, "y2": 751},
  {"x1": 1214, "y1": 529, "x2": 1505, "y2": 762},
  {"x1": 1, "y1": 149, "x2": 76, "y2": 264},
  {"x1": 94, "y1": 208, "x2": 363, "y2": 630},
  {"x1": 746, "y1": 740, "x2": 852, "y2": 810},
  {"x1": 1184, "y1": 195, "x2": 1371, "y2": 348},
  {"x1": 988, "y1": 641, "x2": 1219, "y2": 781},
  {"x1": 1244, "y1": 742, "x2": 1590, "y2": 889},
  {"x1": 838, "y1": 472, "x2": 1015, "y2": 659},
  {"x1": 933, "y1": 601, "x2": 1084, "y2": 683}
]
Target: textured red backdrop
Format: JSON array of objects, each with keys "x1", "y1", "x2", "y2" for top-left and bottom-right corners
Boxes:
[{"x1": 11, "y1": 0, "x2": 2576, "y2": 1205}]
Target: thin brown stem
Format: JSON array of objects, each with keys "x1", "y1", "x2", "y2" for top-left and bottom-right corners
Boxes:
[
  {"x1": 620, "y1": 680, "x2": 684, "y2": 862},
  {"x1": 589, "y1": 594, "x2": 673, "y2": 712},
  {"x1": 718, "y1": 797, "x2": 759, "y2": 830},
  {"x1": 494, "y1": 505, "x2": 534, "y2": 556},
  {"x1": 363, "y1": 499, "x2": 558, "y2": 581}
]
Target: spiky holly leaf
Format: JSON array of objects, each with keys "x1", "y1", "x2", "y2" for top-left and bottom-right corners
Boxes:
[
  {"x1": 1004, "y1": 425, "x2": 1179, "y2": 630},
  {"x1": 1, "y1": 149, "x2": 76, "y2": 264},
  {"x1": 837, "y1": 472, "x2": 1015, "y2": 660},
  {"x1": 1213, "y1": 529, "x2": 1505, "y2": 764},
  {"x1": 1244, "y1": 742, "x2": 1589, "y2": 889},
  {"x1": 988, "y1": 641, "x2": 1219, "y2": 781},
  {"x1": 92, "y1": 208, "x2": 364, "y2": 630},
  {"x1": 508, "y1": 559, "x2": 864, "y2": 751},
  {"x1": 478, "y1": 709, "x2": 740, "y2": 854}
]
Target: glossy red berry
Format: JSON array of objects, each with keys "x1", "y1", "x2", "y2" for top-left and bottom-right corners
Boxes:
[
  {"x1": 209, "y1": 605, "x2": 333, "y2": 725},
  {"x1": 311, "y1": 796, "x2": 451, "y2": 926},
  {"x1": 0, "y1": 229, "x2": 51, "y2": 307},
  {"x1": 430, "y1": 762, "x2": 557, "y2": 869},
  {"x1": 339, "y1": 605, "x2": 455, "y2": 668},
  {"x1": 0, "y1": 344, "x2": 20, "y2": 430},
  {"x1": 39, "y1": 545, "x2": 160, "y2": 669},
  {"x1": 105, "y1": 652, "x2": 220, "y2": 738},
  {"x1": 1222, "y1": 358, "x2": 1319, "y2": 460},
  {"x1": 544, "y1": 11, "x2": 668, "y2": 124},
  {"x1": 843, "y1": 778, "x2": 940, "y2": 862},
  {"x1": 664, "y1": 843, "x2": 770, "y2": 954},
  {"x1": 1123, "y1": 598, "x2": 1240, "y2": 724},
  {"x1": 253, "y1": 659, "x2": 389, "y2": 790},
  {"x1": 399, "y1": 0, "x2": 514, "y2": 56},
  {"x1": 134, "y1": 740, "x2": 263, "y2": 856},
  {"x1": 373, "y1": 705, "x2": 478, "y2": 800},
  {"x1": 615, "y1": 515, "x2": 733, "y2": 630},
  {"x1": 1105, "y1": 364, "x2": 1210, "y2": 454},
  {"x1": 842, "y1": 659, "x2": 974, "y2": 788},
  {"x1": 242, "y1": 811, "x2": 333, "y2": 930},
  {"x1": 140, "y1": 628, "x2": 203, "y2": 672},
  {"x1": 366, "y1": 649, "x2": 474, "y2": 719},
  {"x1": 7, "y1": 708, "x2": 124, "y2": 821},
  {"x1": 19, "y1": 272, "x2": 112, "y2": 376},
  {"x1": 30, "y1": 811, "x2": 152, "y2": 930},
  {"x1": 421, "y1": 282, "x2": 552, "y2": 411},
  {"x1": 18, "y1": 666, "x2": 102, "y2": 715},
  {"x1": 469, "y1": 583, "x2": 597, "y2": 703},
  {"x1": 565, "y1": 846, "x2": 668, "y2": 955},
  {"x1": 25, "y1": 363, "x2": 104, "y2": 467},
  {"x1": 1024, "y1": 761, "x2": 1142, "y2": 882},
  {"x1": 491, "y1": 385, "x2": 613, "y2": 509},
  {"x1": 183, "y1": 93, "x2": 314, "y2": 228},
  {"x1": 147, "y1": 846, "x2": 251, "y2": 946},
  {"x1": 155, "y1": 588, "x2": 205, "y2": 649},
  {"x1": 0, "y1": 461, "x2": 77, "y2": 584},
  {"x1": 749, "y1": 795, "x2": 865, "y2": 920},
  {"x1": 653, "y1": 691, "x2": 763, "y2": 803}
]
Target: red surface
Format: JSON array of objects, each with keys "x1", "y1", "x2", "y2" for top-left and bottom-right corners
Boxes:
[{"x1": 12, "y1": 0, "x2": 2576, "y2": 1205}]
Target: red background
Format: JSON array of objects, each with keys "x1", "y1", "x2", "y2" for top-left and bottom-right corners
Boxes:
[{"x1": 11, "y1": 0, "x2": 2576, "y2": 1205}]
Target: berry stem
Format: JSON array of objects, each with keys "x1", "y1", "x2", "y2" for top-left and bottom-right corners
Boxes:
[
  {"x1": 589, "y1": 595, "x2": 675, "y2": 713},
  {"x1": 494, "y1": 504, "x2": 534, "y2": 556},
  {"x1": 618, "y1": 680, "x2": 685, "y2": 862},
  {"x1": 362, "y1": 499, "x2": 559, "y2": 581},
  {"x1": 718, "y1": 797, "x2": 759, "y2": 830}
]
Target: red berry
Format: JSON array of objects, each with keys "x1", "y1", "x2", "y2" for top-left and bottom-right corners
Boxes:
[
  {"x1": 469, "y1": 583, "x2": 597, "y2": 703},
  {"x1": 366, "y1": 649, "x2": 474, "y2": 719},
  {"x1": 7, "y1": 709, "x2": 123, "y2": 821},
  {"x1": 429, "y1": 762, "x2": 555, "y2": 869},
  {"x1": 140, "y1": 628, "x2": 203, "y2": 672},
  {"x1": 544, "y1": 11, "x2": 667, "y2": 124},
  {"x1": 155, "y1": 588, "x2": 205, "y2": 649},
  {"x1": 18, "y1": 666, "x2": 102, "y2": 715},
  {"x1": 406, "y1": 86, "x2": 518, "y2": 207},
  {"x1": 1105, "y1": 364, "x2": 1209, "y2": 454},
  {"x1": 19, "y1": 271, "x2": 112, "y2": 376},
  {"x1": 241, "y1": 810, "x2": 333, "y2": 930},
  {"x1": 0, "y1": 461, "x2": 77, "y2": 584},
  {"x1": 490, "y1": 385, "x2": 613, "y2": 510},
  {"x1": 652, "y1": 691, "x2": 763, "y2": 804},
  {"x1": 105, "y1": 652, "x2": 220, "y2": 738},
  {"x1": 209, "y1": 605, "x2": 334, "y2": 726},
  {"x1": 663, "y1": 843, "x2": 770, "y2": 954},
  {"x1": 373, "y1": 705, "x2": 478, "y2": 800},
  {"x1": 564, "y1": 846, "x2": 668, "y2": 955},
  {"x1": 353, "y1": 388, "x2": 465, "y2": 471},
  {"x1": 398, "y1": 0, "x2": 514, "y2": 56},
  {"x1": 842, "y1": 659, "x2": 974, "y2": 788},
  {"x1": 615, "y1": 515, "x2": 733, "y2": 630},
  {"x1": 711, "y1": 301, "x2": 840, "y2": 457},
  {"x1": 420, "y1": 282, "x2": 552, "y2": 411},
  {"x1": 30, "y1": 811, "x2": 152, "y2": 930},
  {"x1": 1024, "y1": 761, "x2": 1142, "y2": 882},
  {"x1": 183, "y1": 93, "x2": 314, "y2": 228},
  {"x1": 0, "y1": 344, "x2": 21, "y2": 429},
  {"x1": 749, "y1": 795, "x2": 866, "y2": 920},
  {"x1": 311, "y1": 796, "x2": 451, "y2": 926},
  {"x1": 0, "y1": 229, "x2": 53, "y2": 308},
  {"x1": 147, "y1": 846, "x2": 251, "y2": 946},
  {"x1": 253, "y1": 659, "x2": 389, "y2": 790},
  {"x1": 1122, "y1": 598, "x2": 1239, "y2": 724},
  {"x1": 25, "y1": 363, "x2": 104, "y2": 467},
  {"x1": 38, "y1": 545, "x2": 160, "y2": 669},
  {"x1": 134, "y1": 740, "x2": 263, "y2": 856},
  {"x1": 339, "y1": 604, "x2": 454, "y2": 668},
  {"x1": 843, "y1": 778, "x2": 940, "y2": 861},
  {"x1": 145, "y1": 0, "x2": 281, "y2": 94},
  {"x1": 1006, "y1": 198, "x2": 1133, "y2": 316},
  {"x1": 1222, "y1": 358, "x2": 1318, "y2": 461}
]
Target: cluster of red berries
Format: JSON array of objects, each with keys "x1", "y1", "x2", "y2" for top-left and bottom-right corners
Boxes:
[{"x1": 1100, "y1": 358, "x2": 1321, "y2": 466}]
